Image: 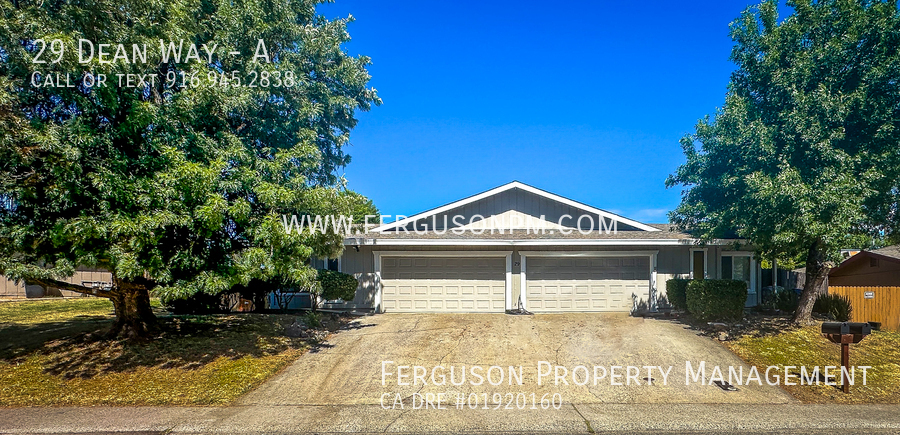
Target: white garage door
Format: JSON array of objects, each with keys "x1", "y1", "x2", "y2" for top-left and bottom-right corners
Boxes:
[
  {"x1": 381, "y1": 257, "x2": 506, "y2": 312},
  {"x1": 525, "y1": 256, "x2": 649, "y2": 312}
]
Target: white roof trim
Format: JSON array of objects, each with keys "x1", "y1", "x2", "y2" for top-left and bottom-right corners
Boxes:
[{"x1": 370, "y1": 181, "x2": 661, "y2": 233}]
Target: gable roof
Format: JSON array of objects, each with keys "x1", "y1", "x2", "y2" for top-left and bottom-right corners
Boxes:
[
  {"x1": 872, "y1": 245, "x2": 900, "y2": 261},
  {"x1": 371, "y1": 181, "x2": 661, "y2": 233},
  {"x1": 829, "y1": 245, "x2": 900, "y2": 276}
]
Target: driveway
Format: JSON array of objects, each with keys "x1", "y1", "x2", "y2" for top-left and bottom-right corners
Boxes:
[{"x1": 240, "y1": 313, "x2": 794, "y2": 406}]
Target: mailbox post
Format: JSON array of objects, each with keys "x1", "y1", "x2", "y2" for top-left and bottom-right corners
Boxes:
[{"x1": 821, "y1": 322, "x2": 872, "y2": 393}]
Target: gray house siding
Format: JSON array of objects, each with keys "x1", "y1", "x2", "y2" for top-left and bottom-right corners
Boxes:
[{"x1": 395, "y1": 187, "x2": 641, "y2": 232}]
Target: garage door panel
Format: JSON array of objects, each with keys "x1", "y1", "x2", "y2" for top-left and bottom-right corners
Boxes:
[
  {"x1": 382, "y1": 256, "x2": 505, "y2": 313},
  {"x1": 526, "y1": 256, "x2": 649, "y2": 312}
]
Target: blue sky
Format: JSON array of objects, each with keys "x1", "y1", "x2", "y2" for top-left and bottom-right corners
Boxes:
[{"x1": 318, "y1": 1, "x2": 786, "y2": 224}]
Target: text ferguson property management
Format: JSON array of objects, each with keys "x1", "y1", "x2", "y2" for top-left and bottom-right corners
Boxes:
[{"x1": 381, "y1": 361, "x2": 872, "y2": 387}]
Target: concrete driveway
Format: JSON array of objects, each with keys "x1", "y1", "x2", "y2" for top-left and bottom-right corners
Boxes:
[{"x1": 241, "y1": 313, "x2": 794, "y2": 407}]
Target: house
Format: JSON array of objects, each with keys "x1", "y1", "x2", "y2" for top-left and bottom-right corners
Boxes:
[
  {"x1": 326, "y1": 181, "x2": 761, "y2": 313},
  {"x1": 0, "y1": 267, "x2": 111, "y2": 299},
  {"x1": 829, "y1": 245, "x2": 900, "y2": 287},
  {"x1": 828, "y1": 245, "x2": 900, "y2": 331}
]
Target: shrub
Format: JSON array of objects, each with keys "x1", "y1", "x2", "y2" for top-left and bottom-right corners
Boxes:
[
  {"x1": 772, "y1": 289, "x2": 800, "y2": 312},
  {"x1": 163, "y1": 292, "x2": 230, "y2": 314},
  {"x1": 686, "y1": 279, "x2": 748, "y2": 322},
  {"x1": 312, "y1": 269, "x2": 358, "y2": 308},
  {"x1": 813, "y1": 293, "x2": 853, "y2": 321},
  {"x1": 304, "y1": 311, "x2": 323, "y2": 328},
  {"x1": 665, "y1": 278, "x2": 691, "y2": 311}
]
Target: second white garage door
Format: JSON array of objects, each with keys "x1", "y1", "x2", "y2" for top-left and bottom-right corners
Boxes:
[
  {"x1": 381, "y1": 256, "x2": 506, "y2": 312},
  {"x1": 525, "y1": 256, "x2": 650, "y2": 312}
]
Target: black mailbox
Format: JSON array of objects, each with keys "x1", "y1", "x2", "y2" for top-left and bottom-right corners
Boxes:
[
  {"x1": 821, "y1": 322, "x2": 872, "y2": 337},
  {"x1": 821, "y1": 322, "x2": 872, "y2": 393}
]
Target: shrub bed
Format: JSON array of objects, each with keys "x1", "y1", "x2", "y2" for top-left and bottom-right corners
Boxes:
[{"x1": 686, "y1": 279, "x2": 747, "y2": 322}]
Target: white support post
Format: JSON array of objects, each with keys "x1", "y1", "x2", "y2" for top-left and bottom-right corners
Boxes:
[
  {"x1": 519, "y1": 255, "x2": 527, "y2": 310},
  {"x1": 650, "y1": 251, "x2": 659, "y2": 312},
  {"x1": 505, "y1": 253, "x2": 513, "y2": 311},
  {"x1": 373, "y1": 252, "x2": 383, "y2": 313}
]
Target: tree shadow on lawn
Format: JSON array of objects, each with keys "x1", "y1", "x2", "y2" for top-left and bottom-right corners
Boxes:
[
  {"x1": 0, "y1": 315, "x2": 113, "y2": 360},
  {"x1": 0, "y1": 312, "x2": 367, "y2": 379},
  {"x1": 646, "y1": 309, "x2": 800, "y2": 341}
]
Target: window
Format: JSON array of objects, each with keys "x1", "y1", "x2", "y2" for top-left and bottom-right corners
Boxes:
[
  {"x1": 723, "y1": 256, "x2": 751, "y2": 282},
  {"x1": 310, "y1": 256, "x2": 341, "y2": 272},
  {"x1": 721, "y1": 253, "x2": 757, "y2": 305},
  {"x1": 870, "y1": 257, "x2": 879, "y2": 268}
]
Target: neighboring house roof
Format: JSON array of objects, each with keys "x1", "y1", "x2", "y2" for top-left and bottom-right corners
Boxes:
[
  {"x1": 829, "y1": 244, "x2": 900, "y2": 276},
  {"x1": 872, "y1": 245, "x2": 900, "y2": 261},
  {"x1": 371, "y1": 181, "x2": 661, "y2": 233}
]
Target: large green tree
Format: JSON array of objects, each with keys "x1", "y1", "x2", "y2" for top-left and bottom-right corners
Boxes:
[
  {"x1": 667, "y1": 0, "x2": 900, "y2": 324},
  {"x1": 0, "y1": 0, "x2": 380, "y2": 337}
]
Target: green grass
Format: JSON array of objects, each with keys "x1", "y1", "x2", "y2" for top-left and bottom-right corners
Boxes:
[
  {"x1": 0, "y1": 298, "x2": 115, "y2": 324},
  {"x1": 727, "y1": 325, "x2": 900, "y2": 403},
  {"x1": 0, "y1": 298, "x2": 318, "y2": 406},
  {"x1": 0, "y1": 297, "x2": 163, "y2": 324}
]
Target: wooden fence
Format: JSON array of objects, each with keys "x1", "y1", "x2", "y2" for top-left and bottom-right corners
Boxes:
[{"x1": 829, "y1": 286, "x2": 900, "y2": 331}]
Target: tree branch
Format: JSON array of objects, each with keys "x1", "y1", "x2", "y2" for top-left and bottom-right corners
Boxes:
[{"x1": 24, "y1": 277, "x2": 113, "y2": 298}]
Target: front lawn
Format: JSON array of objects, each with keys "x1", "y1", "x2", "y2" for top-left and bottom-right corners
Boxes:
[
  {"x1": 0, "y1": 297, "x2": 142, "y2": 324},
  {"x1": 0, "y1": 298, "x2": 335, "y2": 406},
  {"x1": 726, "y1": 325, "x2": 900, "y2": 403}
]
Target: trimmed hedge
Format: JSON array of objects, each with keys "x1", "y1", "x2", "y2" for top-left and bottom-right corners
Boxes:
[
  {"x1": 317, "y1": 269, "x2": 359, "y2": 301},
  {"x1": 665, "y1": 278, "x2": 691, "y2": 311},
  {"x1": 686, "y1": 279, "x2": 748, "y2": 322}
]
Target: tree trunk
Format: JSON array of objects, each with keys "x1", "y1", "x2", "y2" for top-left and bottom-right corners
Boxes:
[
  {"x1": 108, "y1": 278, "x2": 159, "y2": 339},
  {"x1": 792, "y1": 240, "x2": 829, "y2": 325}
]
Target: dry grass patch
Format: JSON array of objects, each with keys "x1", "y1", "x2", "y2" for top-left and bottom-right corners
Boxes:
[
  {"x1": 0, "y1": 298, "x2": 344, "y2": 406},
  {"x1": 726, "y1": 325, "x2": 900, "y2": 403},
  {"x1": 0, "y1": 298, "x2": 123, "y2": 324}
]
